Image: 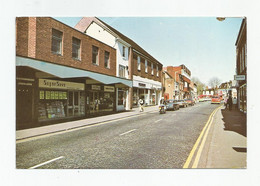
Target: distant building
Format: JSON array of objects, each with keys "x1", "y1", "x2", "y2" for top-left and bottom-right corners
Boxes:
[
  {"x1": 162, "y1": 71, "x2": 174, "y2": 100},
  {"x1": 235, "y1": 18, "x2": 247, "y2": 113},
  {"x1": 163, "y1": 65, "x2": 191, "y2": 100}
]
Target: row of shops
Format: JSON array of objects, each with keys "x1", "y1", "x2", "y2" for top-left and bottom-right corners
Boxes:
[{"x1": 16, "y1": 57, "x2": 162, "y2": 130}]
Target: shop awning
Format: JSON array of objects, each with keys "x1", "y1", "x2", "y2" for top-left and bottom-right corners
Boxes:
[{"x1": 16, "y1": 56, "x2": 132, "y2": 87}]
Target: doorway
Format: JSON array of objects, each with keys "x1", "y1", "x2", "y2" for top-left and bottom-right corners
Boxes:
[
  {"x1": 68, "y1": 91, "x2": 80, "y2": 116},
  {"x1": 16, "y1": 85, "x2": 33, "y2": 129}
]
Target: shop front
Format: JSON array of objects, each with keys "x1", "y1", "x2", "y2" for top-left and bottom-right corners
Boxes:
[
  {"x1": 86, "y1": 85, "x2": 115, "y2": 115},
  {"x1": 132, "y1": 76, "x2": 162, "y2": 107},
  {"x1": 38, "y1": 79, "x2": 85, "y2": 122},
  {"x1": 239, "y1": 83, "x2": 247, "y2": 113}
]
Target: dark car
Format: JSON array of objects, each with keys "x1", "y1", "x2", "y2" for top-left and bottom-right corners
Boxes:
[
  {"x1": 185, "y1": 99, "x2": 195, "y2": 106},
  {"x1": 165, "y1": 99, "x2": 180, "y2": 111},
  {"x1": 176, "y1": 99, "x2": 189, "y2": 108}
]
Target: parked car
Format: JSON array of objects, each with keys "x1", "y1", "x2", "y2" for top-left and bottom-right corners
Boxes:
[
  {"x1": 199, "y1": 97, "x2": 205, "y2": 102},
  {"x1": 185, "y1": 99, "x2": 195, "y2": 106},
  {"x1": 176, "y1": 100, "x2": 189, "y2": 108},
  {"x1": 211, "y1": 96, "x2": 221, "y2": 104},
  {"x1": 205, "y1": 97, "x2": 212, "y2": 101},
  {"x1": 165, "y1": 99, "x2": 180, "y2": 111}
]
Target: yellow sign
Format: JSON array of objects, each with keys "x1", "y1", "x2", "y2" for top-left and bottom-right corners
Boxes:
[
  {"x1": 104, "y1": 86, "x2": 115, "y2": 92},
  {"x1": 39, "y1": 79, "x2": 84, "y2": 90}
]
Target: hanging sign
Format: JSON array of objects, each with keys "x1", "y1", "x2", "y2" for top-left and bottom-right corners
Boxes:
[
  {"x1": 104, "y1": 86, "x2": 115, "y2": 92},
  {"x1": 91, "y1": 85, "x2": 101, "y2": 90}
]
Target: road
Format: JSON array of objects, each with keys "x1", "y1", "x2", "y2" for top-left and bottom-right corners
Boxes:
[{"x1": 16, "y1": 101, "x2": 220, "y2": 169}]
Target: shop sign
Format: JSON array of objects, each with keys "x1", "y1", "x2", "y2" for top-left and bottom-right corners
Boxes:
[
  {"x1": 91, "y1": 85, "x2": 101, "y2": 90},
  {"x1": 234, "y1": 75, "x2": 246, "y2": 81},
  {"x1": 39, "y1": 79, "x2": 84, "y2": 90},
  {"x1": 138, "y1": 83, "x2": 146, "y2": 87},
  {"x1": 104, "y1": 86, "x2": 115, "y2": 92}
]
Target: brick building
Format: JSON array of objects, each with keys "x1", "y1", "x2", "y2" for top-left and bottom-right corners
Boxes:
[
  {"x1": 16, "y1": 17, "x2": 132, "y2": 130},
  {"x1": 75, "y1": 17, "x2": 163, "y2": 108},
  {"x1": 163, "y1": 65, "x2": 191, "y2": 100},
  {"x1": 235, "y1": 18, "x2": 247, "y2": 113}
]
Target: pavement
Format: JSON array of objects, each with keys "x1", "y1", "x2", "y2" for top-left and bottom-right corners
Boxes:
[
  {"x1": 16, "y1": 104, "x2": 247, "y2": 168},
  {"x1": 16, "y1": 105, "x2": 158, "y2": 140},
  {"x1": 204, "y1": 105, "x2": 247, "y2": 168}
]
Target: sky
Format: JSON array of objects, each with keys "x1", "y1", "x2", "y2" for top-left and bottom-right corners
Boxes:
[{"x1": 55, "y1": 17, "x2": 243, "y2": 86}]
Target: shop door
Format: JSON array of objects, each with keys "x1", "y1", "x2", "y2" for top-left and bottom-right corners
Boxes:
[
  {"x1": 16, "y1": 85, "x2": 33, "y2": 128},
  {"x1": 89, "y1": 91, "x2": 99, "y2": 114},
  {"x1": 68, "y1": 91, "x2": 80, "y2": 116}
]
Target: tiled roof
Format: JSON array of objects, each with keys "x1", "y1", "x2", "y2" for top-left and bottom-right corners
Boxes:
[{"x1": 75, "y1": 17, "x2": 162, "y2": 66}]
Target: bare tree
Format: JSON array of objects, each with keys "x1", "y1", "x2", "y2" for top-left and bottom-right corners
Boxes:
[
  {"x1": 191, "y1": 77, "x2": 205, "y2": 95},
  {"x1": 208, "y1": 77, "x2": 221, "y2": 94}
]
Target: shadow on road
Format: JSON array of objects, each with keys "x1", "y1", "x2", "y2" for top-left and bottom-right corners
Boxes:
[{"x1": 221, "y1": 108, "x2": 247, "y2": 137}]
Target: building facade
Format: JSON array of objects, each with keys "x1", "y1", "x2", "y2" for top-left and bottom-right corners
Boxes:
[
  {"x1": 75, "y1": 17, "x2": 163, "y2": 108},
  {"x1": 16, "y1": 17, "x2": 132, "y2": 130},
  {"x1": 235, "y1": 18, "x2": 247, "y2": 113},
  {"x1": 163, "y1": 65, "x2": 191, "y2": 100}
]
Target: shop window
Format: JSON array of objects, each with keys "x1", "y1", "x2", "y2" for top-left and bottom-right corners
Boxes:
[
  {"x1": 104, "y1": 51, "x2": 110, "y2": 68},
  {"x1": 122, "y1": 46, "x2": 126, "y2": 57},
  {"x1": 92, "y1": 46, "x2": 99, "y2": 65},
  {"x1": 145, "y1": 60, "x2": 148, "y2": 73},
  {"x1": 151, "y1": 63, "x2": 154, "y2": 75},
  {"x1": 119, "y1": 65, "x2": 125, "y2": 78},
  {"x1": 118, "y1": 89, "x2": 125, "y2": 106},
  {"x1": 72, "y1": 37, "x2": 81, "y2": 60},
  {"x1": 51, "y1": 29, "x2": 63, "y2": 55},
  {"x1": 137, "y1": 56, "x2": 141, "y2": 71}
]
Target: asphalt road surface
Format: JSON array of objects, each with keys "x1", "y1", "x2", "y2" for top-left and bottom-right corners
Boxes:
[{"x1": 16, "y1": 101, "x2": 220, "y2": 169}]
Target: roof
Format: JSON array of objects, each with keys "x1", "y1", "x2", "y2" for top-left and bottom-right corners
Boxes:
[
  {"x1": 75, "y1": 17, "x2": 163, "y2": 66},
  {"x1": 235, "y1": 18, "x2": 246, "y2": 46},
  {"x1": 16, "y1": 56, "x2": 133, "y2": 87}
]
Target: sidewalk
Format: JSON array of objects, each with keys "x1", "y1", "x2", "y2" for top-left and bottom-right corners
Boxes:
[
  {"x1": 16, "y1": 105, "x2": 159, "y2": 140},
  {"x1": 205, "y1": 105, "x2": 247, "y2": 168}
]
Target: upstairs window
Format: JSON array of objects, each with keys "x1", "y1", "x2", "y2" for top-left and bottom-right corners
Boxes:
[
  {"x1": 92, "y1": 46, "x2": 99, "y2": 65},
  {"x1": 156, "y1": 65, "x2": 159, "y2": 77},
  {"x1": 151, "y1": 63, "x2": 154, "y2": 75},
  {"x1": 51, "y1": 29, "x2": 63, "y2": 55},
  {"x1": 137, "y1": 56, "x2": 141, "y2": 71},
  {"x1": 245, "y1": 43, "x2": 247, "y2": 67},
  {"x1": 145, "y1": 60, "x2": 148, "y2": 73},
  {"x1": 104, "y1": 51, "x2": 110, "y2": 68},
  {"x1": 72, "y1": 37, "x2": 81, "y2": 60},
  {"x1": 119, "y1": 65, "x2": 125, "y2": 78},
  {"x1": 122, "y1": 46, "x2": 126, "y2": 57}
]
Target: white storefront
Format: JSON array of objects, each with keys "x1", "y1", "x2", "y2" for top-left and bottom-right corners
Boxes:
[{"x1": 132, "y1": 75, "x2": 162, "y2": 107}]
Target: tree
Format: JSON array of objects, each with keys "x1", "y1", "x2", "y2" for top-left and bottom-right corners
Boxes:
[
  {"x1": 191, "y1": 77, "x2": 205, "y2": 95},
  {"x1": 208, "y1": 77, "x2": 221, "y2": 95}
]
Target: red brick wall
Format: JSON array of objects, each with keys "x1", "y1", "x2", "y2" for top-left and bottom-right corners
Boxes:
[
  {"x1": 16, "y1": 17, "x2": 117, "y2": 77},
  {"x1": 132, "y1": 52, "x2": 162, "y2": 83},
  {"x1": 16, "y1": 17, "x2": 29, "y2": 56}
]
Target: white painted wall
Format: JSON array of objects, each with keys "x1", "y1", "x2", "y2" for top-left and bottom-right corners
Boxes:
[
  {"x1": 181, "y1": 69, "x2": 191, "y2": 80},
  {"x1": 116, "y1": 42, "x2": 129, "y2": 78},
  {"x1": 86, "y1": 22, "x2": 116, "y2": 47}
]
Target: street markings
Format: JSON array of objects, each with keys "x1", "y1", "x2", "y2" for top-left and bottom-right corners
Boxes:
[
  {"x1": 154, "y1": 119, "x2": 162, "y2": 123},
  {"x1": 28, "y1": 156, "x2": 64, "y2": 169},
  {"x1": 119, "y1": 129, "x2": 137, "y2": 136},
  {"x1": 183, "y1": 105, "x2": 223, "y2": 168}
]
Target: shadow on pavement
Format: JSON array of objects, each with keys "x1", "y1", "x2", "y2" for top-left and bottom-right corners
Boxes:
[{"x1": 221, "y1": 108, "x2": 247, "y2": 137}]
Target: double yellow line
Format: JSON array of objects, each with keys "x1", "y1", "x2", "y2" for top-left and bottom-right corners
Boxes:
[{"x1": 183, "y1": 105, "x2": 223, "y2": 168}]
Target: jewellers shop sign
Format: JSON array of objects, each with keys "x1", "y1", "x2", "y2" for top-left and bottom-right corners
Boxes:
[
  {"x1": 39, "y1": 79, "x2": 84, "y2": 90},
  {"x1": 234, "y1": 75, "x2": 246, "y2": 81}
]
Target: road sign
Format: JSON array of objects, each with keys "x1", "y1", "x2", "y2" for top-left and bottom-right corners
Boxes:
[{"x1": 234, "y1": 75, "x2": 246, "y2": 81}]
